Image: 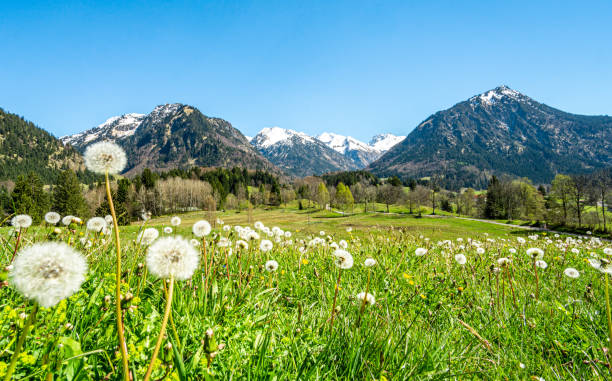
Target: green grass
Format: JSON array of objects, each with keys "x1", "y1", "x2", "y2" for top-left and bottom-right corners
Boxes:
[{"x1": 1, "y1": 208, "x2": 611, "y2": 380}]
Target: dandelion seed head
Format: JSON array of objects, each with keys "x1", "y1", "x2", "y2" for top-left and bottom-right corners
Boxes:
[
  {"x1": 415, "y1": 248, "x2": 428, "y2": 256},
  {"x1": 564, "y1": 267, "x2": 580, "y2": 279},
  {"x1": 84, "y1": 141, "x2": 127, "y2": 174},
  {"x1": 86, "y1": 217, "x2": 107, "y2": 232},
  {"x1": 192, "y1": 220, "x2": 211, "y2": 237},
  {"x1": 526, "y1": 248, "x2": 544, "y2": 259},
  {"x1": 260, "y1": 239, "x2": 273, "y2": 252},
  {"x1": 137, "y1": 228, "x2": 159, "y2": 245},
  {"x1": 146, "y1": 236, "x2": 200, "y2": 280},
  {"x1": 535, "y1": 260, "x2": 548, "y2": 269},
  {"x1": 454, "y1": 254, "x2": 467, "y2": 265},
  {"x1": 163, "y1": 227, "x2": 173, "y2": 234},
  {"x1": 9, "y1": 242, "x2": 88, "y2": 308},
  {"x1": 45, "y1": 212, "x2": 61, "y2": 225},
  {"x1": 11, "y1": 214, "x2": 32, "y2": 229},
  {"x1": 364, "y1": 258, "x2": 376, "y2": 267},
  {"x1": 356, "y1": 292, "x2": 375, "y2": 305},
  {"x1": 333, "y1": 249, "x2": 354, "y2": 269},
  {"x1": 265, "y1": 260, "x2": 279, "y2": 272}
]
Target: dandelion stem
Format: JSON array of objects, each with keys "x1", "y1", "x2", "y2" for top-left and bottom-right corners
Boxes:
[
  {"x1": 533, "y1": 259, "x2": 539, "y2": 301},
  {"x1": 604, "y1": 274, "x2": 612, "y2": 368},
  {"x1": 3, "y1": 303, "x2": 38, "y2": 381},
  {"x1": 9, "y1": 228, "x2": 23, "y2": 264},
  {"x1": 105, "y1": 171, "x2": 130, "y2": 381},
  {"x1": 144, "y1": 276, "x2": 174, "y2": 381},
  {"x1": 356, "y1": 269, "x2": 371, "y2": 327},
  {"x1": 329, "y1": 269, "x2": 342, "y2": 332}
]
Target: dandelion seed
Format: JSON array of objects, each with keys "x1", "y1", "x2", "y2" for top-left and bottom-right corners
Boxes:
[
  {"x1": 9, "y1": 242, "x2": 88, "y2": 308},
  {"x1": 265, "y1": 260, "x2": 279, "y2": 272},
  {"x1": 11, "y1": 214, "x2": 32, "y2": 229},
  {"x1": 454, "y1": 254, "x2": 467, "y2": 265},
  {"x1": 86, "y1": 217, "x2": 107, "y2": 233},
  {"x1": 564, "y1": 267, "x2": 580, "y2": 279},
  {"x1": 84, "y1": 141, "x2": 126, "y2": 174},
  {"x1": 356, "y1": 292, "x2": 375, "y2": 305},
  {"x1": 415, "y1": 248, "x2": 428, "y2": 256},
  {"x1": 260, "y1": 239, "x2": 273, "y2": 252},
  {"x1": 44, "y1": 212, "x2": 61, "y2": 225},
  {"x1": 192, "y1": 220, "x2": 212, "y2": 237},
  {"x1": 146, "y1": 236, "x2": 200, "y2": 280},
  {"x1": 137, "y1": 228, "x2": 159, "y2": 245},
  {"x1": 333, "y1": 249, "x2": 354, "y2": 269},
  {"x1": 364, "y1": 258, "x2": 376, "y2": 267}
]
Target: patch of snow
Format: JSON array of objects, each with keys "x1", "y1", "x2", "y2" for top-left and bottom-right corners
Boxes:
[
  {"x1": 317, "y1": 133, "x2": 373, "y2": 154},
  {"x1": 253, "y1": 127, "x2": 315, "y2": 148},
  {"x1": 369, "y1": 134, "x2": 406, "y2": 152}
]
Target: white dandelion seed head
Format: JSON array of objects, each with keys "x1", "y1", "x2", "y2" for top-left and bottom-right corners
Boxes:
[
  {"x1": 170, "y1": 216, "x2": 181, "y2": 226},
  {"x1": 319, "y1": 231, "x2": 325, "y2": 236},
  {"x1": 216, "y1": 218, "x2": 224, "y2": 225},
  {"x1": 508, "y1": 248, "x2": 517, "y2": 254},
  {"x1": 11, "y1": 214, "x2": 33, "y2": 229},
  {"x1": 265, "y1": 260, "x2": 279, "y2": 272},
  {"x1": 535, "y1": 260, "x2": 548, "y2": 269},
  {"x1": 333, "y1": 249, "x2": 354, "y2": 269},
  {"x1": 217, "y1": 237, "x2": 231, "y2": 247},
  {"x1": 526, "y1": 248, "x2": 544, "y2": 259},
  {"x1": 455, "y1": 254, "x2": 467, "y2": 265},
  {"x1": 497, "y1": 257, "x2": 511, "y2": 266},
  {"x1": 517, "y1": 237, "x2": 526, "y2": 244},
  {"x1": 346, "y1": 227, "x2": 353, "y2": 232},
  {"x1": 9, "y1": 242, "x2": 88, "y2": 308},
  {"x1": 236, "y1": 240, "x2": 249, "y2": 250},
  {"x1": 356, "y1": 292, "x2": 375, "y2": 305},
  {"x1": 604, "y1": 248, "x2": 612, "y2": 256},
  {"x1": 190, "y1": 239, "x2": 200, "y2": 247},
  {"x1": 83, "y1": 141, "x2": 127, "y2": 175},
  {"x1": 564, "y1": 267, "x2": 580, "y2": 279},
  {"x1": 73, "y1": 217, "x2": 82, "y2": 224},
  {"x1": 137, "y1": 228, "x2": 159, "y2": 246},
  {"x1": 62, "y1": 215, "x2": 75, "y2": 226},
  {"x1": 45, "y1": 212, "x2": 61, "y2": 225},
  {"x1": 192, "y1": 220, "x2": 212, "y2": 237},
  {"x1": 146, "y1": 236, "x2": 200, "y2": 280},
  {"x1": 415, "y1": 248, "x2": 428, "y2": 256},
  {"x1": 571, "y1": 248, "x2": 580, "y2": 255},
  {"x1": 86, "y1": 217, "x2": 107, "y2": 233},
  {"x1": 104, "y1": 215, "x2": 113, "y2": 224},
  {"x1": 254, "y1": 221, "x2": 264, "y2": 230},
  {"x1": 330, "y1": 242, "x2": 339, "y2": 250},
  {"x1": 260, "y1": 239, "x2": 273, "y2": 252},
  {"x1": 284, "y1": 231, "x2": 292, "y2": 238},
  {"x1": 223, "y1": 225, "x2": 231, "y2": 232},
  {"x1": 364, "y1": 258, "x2": 376, "y2": 267},
  {"x1": 476, "y1": 247, "x2": 485, "y2": 255},
  {"x1": 163, "y1": 227, "x2": 173, "y2": 234},
  {"x1": 247, "y1": 231, "x2": 260, "y2": 241},
  {"x1": 339, "y1": 240, "x2": 348, "y2": 249}
]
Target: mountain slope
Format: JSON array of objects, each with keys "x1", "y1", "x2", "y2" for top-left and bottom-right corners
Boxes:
[
  {"x1": 122, "y1": 104, "x2": 277, "y2": 175},
  {"x1": 317, "y1": 132, "x2": 406, "y2": 167},
  {"x1": 0, "y1": 108, "x2": 85, "y2": 182},
  {"x1": 61, "y1": 113, "x2": 145, "y2": 150},
  {"x1": 252, "y1": 127, "x2": 359, "y2": 177},
  {"x1": 367, "y1": 86, "x2": 612, "y2": 188}
]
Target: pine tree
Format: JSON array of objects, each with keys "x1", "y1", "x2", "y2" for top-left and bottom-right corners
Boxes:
[
  {"x1": 53, "y1": 170, "x2": 89, "y2": 217},
  {"x1": 10, "y1": 172, "x2": 50, "y2": 222}
]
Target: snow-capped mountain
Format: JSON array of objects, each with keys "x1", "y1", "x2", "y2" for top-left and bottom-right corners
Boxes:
[
  {"x1": 317, "y1": 132, "x2": 406, "y2": 167},
  {"x1": 251, "y1": 127, "x2": 359, "y2": 177},
  {"x1": 61, "y1": 113, "x2": 145, "y2": 150}
]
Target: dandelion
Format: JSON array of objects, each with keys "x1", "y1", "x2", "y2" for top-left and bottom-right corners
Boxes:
[
  {"x1": 476, "y1": 247, "x2": 485, "y2": 255},
  {"x1": 86, "y1": 217, "x2": 107, "y2": 233},
  {"x1": 44, "y1": 212, "x2": 61, "y2": 225},
  {"x1": 517, "y1": 237, "x2": 526, "y2": 244},
  {"x1": 339, "y1": 239, "x2": 348, "y2": 249},
  {"x1": 83, "y1": 141, "x2": 127, "y2": 175},
  {"x1": 364, "y1": 258, "x2": 376, "y2": 267},
  {"x1": 319, "y1": 231, "x2": 325, "y2": 236},
  {"x1": 254, "y1": 221, "x2": 264, "y2": 230},
  {"x1": 146, "y1": 236, "x2": 200, "y2": 281},
  {"x1": 564, "y1": 268, "x2": 580, "y2": 279},
  {"x1": 223, "y1": 225, "x2": 231, "y2": 232},
  {"x1": 356, "y1": 292, "x2": 375, "y2": 306},
  {"x1": 193, "y1": 220, "x2": 212, "y2": 237},
  {"x1": 62, "y1": 215, "x2": 75, "y2": 226},
  {"x1": 164, "y1": 227, "x2": 173, "y2": 234},
  {"x1": 11, "y1": 214, "x2": 32, "y2": 229},
  {"x1": 526, "y1": 247, "x2": 544, "y2": 259},
  {"x1": 497, "y1": 257, "x2": 511, "y2": 266},
  {"x1": 190, "y1": 239, "x2": 200, "y2": 247},
  {"x1": 415, "y1": 248, "x2": 428, "y2": 256},
  {"x1": 236, "y1": 240, "x2": 249, "y2": 250},
  {"x1": 137, "y1": 228, "x2": 159, "y2": 246},
  {"x1": 535, "y1": 260, "x2": 547, "y2": 269},
  {"x1": 333, "y1": 249, "x2": 354, "y2": 269},
  {"x1": 265, "y1": 260, "x2": 279, "y2": 272},
  {"x1": 105, "y1": 215, "x2": 113, "y2": 224},
  {"x1": 604, "y1": 248, "x2": 612, "y2": 256},
  {"x1": 454, "y1": 254, "x2": 467, "y2": 265},
  {"x1": 284, "y1": 231, "x2": 292, "y2": 238},
  {"x1": 260, "y1": 239, "x2": 273, "y2": 252},
  {"x1": 346, "y1": 227, "x2": 353, "y2": 232},
  {"x1": 170, "y1": 216, "x2": 181, "y2": 226},
  {"x1": 217, "y1": 237, "x2": 230, "y2": 247}
]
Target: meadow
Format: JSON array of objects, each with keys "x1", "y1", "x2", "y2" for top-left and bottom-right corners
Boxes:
[{"x1": 1, "y1": 206, "x2": 612, "y2": 380}]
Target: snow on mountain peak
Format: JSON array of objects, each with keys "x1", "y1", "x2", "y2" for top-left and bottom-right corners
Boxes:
[
  {"x1": 471, "y1": 86, "x2": 523, "y2": 106},
  {"x1": 316, "y1": 132, "x2": 373, "y2": 154},
  {"x1": 253, "y1": 127, "x2": 315, "y2": 148},
  {"x1": 369, "y1": 133, "x2": 406, "y2": 151}
]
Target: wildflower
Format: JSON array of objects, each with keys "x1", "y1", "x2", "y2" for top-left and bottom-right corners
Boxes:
[
  {"x1": 170, "y1": 216, "x2": 181, "y2": 226},
  {"x1": 217, "y1": 237, "x2": 230, "y2": 247},
  {"x1": 333, "y1": 249, "x2": 354, "y2": 269},
  {"x1": 535, "y1": 260, "x2": 548, "y2": 269},
  {"x1": 138, "y1": 228, "x2": 159, "y2": 245},
  {"x1": 11, "y1": 214, "x2": 32, "y2": 229},
  {"x1": 104, "y1": 215, "x2": 113, "y2": 224},
  {"x1": 476, "y1": 247, "x2": 485, "y2": 255},
  {"x1": 146, "y1": 236, "x2": 200, "y2": 280},
  {"x1": 517, "y1": 237, "x2": 526, "y2": 244},
  {"x1": 454, "y1": 254, "x2": 467, "y2": 265},
  {"x1": 284, "y1": 231, "x2": 292, "y2": 238},
  {"x1": 86, "y1": 217, "x2": 107, "y2": 233},
  {"x1": 526, "y1": 247, "x2": 544, "y2": 259},
  {"x1": 9, "y1": 242, "x2": 88, "y2": 308},
  {"x1": 45, "y1": 212, "x2": 61, "y2": 225},
  {"x1": 236, "y1": 240, "x2": 249, "y2": 250},
  {"x1": 563, "y1": 268, "x2": 580, "y2": 279},
  {"x1": 163, "y1": 227, "x2": 173, "y2": 234},
  {"x1": 192, "y1": 220, "x2": 212, "y2": 237},
  {"x1": 260, "y1": 239, "x2": 273, "y2": 252},
  {"x1": 62, "y1": 215, "x2": 75, "y2": 226},
  {"x1": 254, "y1": 221, "x2": 264, "y2": 230},
  {"x1": 364, "y1": 258, "x2": 376, "y2": 267},
  {"x1": 319, "y1": 231, "x2": 325, "y2": 236},
  {"x1": 265, "y1": 260, "x2": 279, "y2": 272},
  {"x1": 356, "y1": 292, "x2": 375, "y2": 305},
  {"x1": 415, "y1": 248, "x2": 428, "y2": 256},
  {"x1": 497, "y1": 257, "x2": 511, "y2": 266},
  {"x1": 83, "y1": 141, "x2": 127, "y2": 174}
]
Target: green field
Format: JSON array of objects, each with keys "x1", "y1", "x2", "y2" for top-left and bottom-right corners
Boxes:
[{"x1": 1, "y1": 208, "x2": 611, "y2": 380}]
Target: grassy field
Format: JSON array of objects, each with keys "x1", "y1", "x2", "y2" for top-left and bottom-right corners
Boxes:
[{"x1": 1, "y1": 207, "x2": 611, "y2": 380}]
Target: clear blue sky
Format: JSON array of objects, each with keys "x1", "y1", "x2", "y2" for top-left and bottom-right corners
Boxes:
[{"x1": 1, "y1": 1, "x2": 611, "y2": 141}]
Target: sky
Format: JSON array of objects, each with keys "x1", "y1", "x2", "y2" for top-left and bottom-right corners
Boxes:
[{"x1": 1, "y1": 0, "x2": 611, "y2": 142}]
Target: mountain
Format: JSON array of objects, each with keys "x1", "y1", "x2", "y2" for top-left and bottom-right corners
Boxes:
[
  {"x1": 251, "y1": 127, "x2": 359, "y2": 177},
  {"x1": 0, "y1": 108, "x2": 86, "y2": 183},
  {"x1": 317, "y1": 132, "x2": 405, "y2": 167},
  {"x1": 61, "y1": 113, "x2": 145, "y2": 150},
  {"x1": 367, "y1": 86, "x2": 612, "y2": 188},
  {"x1": 121, "y1": 104, "x2": 277, "y2": 175}
]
